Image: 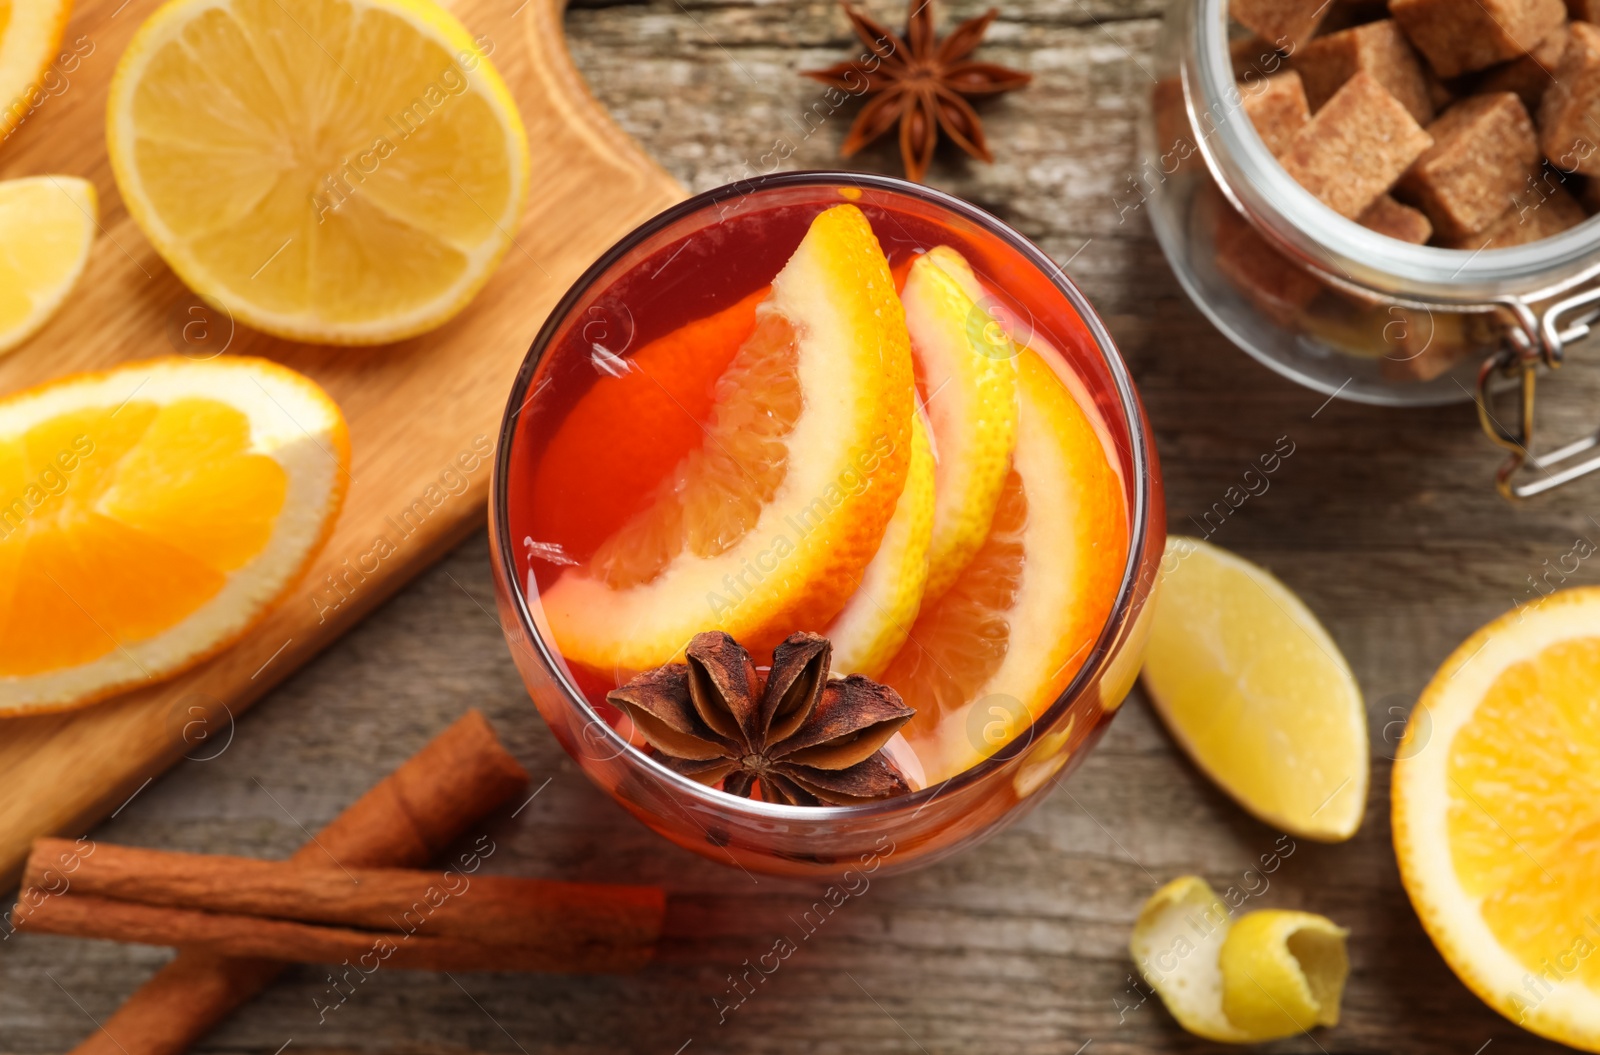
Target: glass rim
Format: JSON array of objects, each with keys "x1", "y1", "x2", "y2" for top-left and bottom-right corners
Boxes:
[
  {"x1": 490, "y1": 169, "x2": 1156, "y2": 823},
  {"x1": 1188, "y1": 0, "x2": 1600, "y2": 305}
]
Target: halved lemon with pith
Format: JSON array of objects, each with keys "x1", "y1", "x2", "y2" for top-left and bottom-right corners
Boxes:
[
  {"x1": 882, "y1": 348, "x2": 1128, "y2": 785},
  {"x1": 1394, "y1": 588, "x2": 1600, "y2": 1051},
  {"x1": 107, "y1": 0, "x2": 529, "y2": 345},
  {"x1": 0, "y1": 356, "x2": 348, "y2": 715},
  {"x1": 540, "y1": 204, "x2": 915, "y2": 674}
]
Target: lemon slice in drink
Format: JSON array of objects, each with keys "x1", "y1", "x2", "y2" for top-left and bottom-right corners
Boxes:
[
  {"x1": 0, "y1": 176, "x2": 96, "y2": 355},
  {"x1": 107, "y1": 0, "x2": 529, "y2": 345},
  {"x1": 825, "y1": 411, "x2": 935, "y2": 679},
  {"x1": 1140, "y1": 536, "x2": 1368, "y2": 841},
  {"x1": 900, "y1": 246, "x2": 1018, "y2": 600}
]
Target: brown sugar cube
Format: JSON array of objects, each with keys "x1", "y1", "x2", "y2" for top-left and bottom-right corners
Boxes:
[
  {"x1": 1358, "y1": 195, "x2": 1434, "y2": 242},
  {"x1": 1398, "y1": 93, "x2": 1541, "y2": 238},
  {"x1": 1213, "y1": 201, "x2": 1325, "y2": 327},
  {"x1": 1153, "y1": 77, "x2": 1187, "y2": 157},
  {"x1": 1477, "y1": 25, "x2": 1568, "y2": 113},
  {"x1": 1541, "y1": 21, "x2": 1600, "y2": 174},
  {"x1": 1440, "y1": 181, "x2": 1587, "y2": 246},
  {"x1": 1582, "y1": 173, "x2": 1600, "y2": 209},
  {"x1": 1240, "y1": 70, "x2": 1311, "y2": 154},
  {"x1": 1381, "y1": 312, "x2": 1474, "y2": 381},
  {"x1": 1152, "y1": 77, "x2": 1203, "y2": 176},
  {"x1": 1230, "y1": 0, "x2": 1331, "y2": 52},
  {"x1": 1320, "y1": 0, "x2": 1394, "y2": 34},
  {"x1": 1426, "y1": 70, "x2": 1455, "y2": 111},
  {"x1": 1390, "y1": 0, "x2": 1567, "y2": 77},
  {"x1": 1295, "y1": 21, "x2": 1435, "y2": 123},
  {"x1": 1277, "y1": 72, "x2": 1435, "y2": 218},
  {"x1": 1231, "y1": 36, "x2": 1286, "y2": 80}
]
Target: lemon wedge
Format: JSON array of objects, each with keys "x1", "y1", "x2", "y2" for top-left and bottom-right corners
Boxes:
[
  {"x1": 1132, "y1": 876, "x2": 1351, "y2": 1044},
  {"x1": 0, "y1": 176, "x2": 96, "y2": 355},
  {"x1": 1140, "y1": 536, "x2": 1368, "y2": 841},
  {"x1": 107, "y1": 0, "x2": 529, "y2": 345}
]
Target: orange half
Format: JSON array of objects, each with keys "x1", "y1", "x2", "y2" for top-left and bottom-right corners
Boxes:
[{"x1": 0, "y1": 356, "x2": 348, "y2": 715}]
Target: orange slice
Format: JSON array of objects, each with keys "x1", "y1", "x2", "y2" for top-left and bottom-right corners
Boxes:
[
  {"x1": 0, "y1": 356, "x2": 348, "y2": 715},
  {"x1": 882, "y1": 348, "x2": 1127, "y2": 785},
  {"x1": 539, "y1": 204, "x2": 915, "y2": 674},
  {"x1": 528, "y1": 288, "x2": 766, "y2": 562},
  {"x1": 1393, "y1": 587, "x2": 1600, "y2": 1050}
]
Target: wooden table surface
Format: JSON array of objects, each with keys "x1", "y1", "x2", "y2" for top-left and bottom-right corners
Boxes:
[{"x1": 4, "y1": 0, "x2": 1593, "y2": 1052}]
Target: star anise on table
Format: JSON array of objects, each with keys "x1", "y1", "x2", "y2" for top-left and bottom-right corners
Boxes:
[
  {"x1": 607, "y1": 631, "x2": 915, "y2": 806},
  {"x1": 804, "y1": 0, "x2": 1032, "y2": 182}
]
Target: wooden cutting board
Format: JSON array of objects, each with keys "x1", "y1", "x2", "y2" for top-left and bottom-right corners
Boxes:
[{"x1": 0, "y1": 0, "x2": 685, "y2": 887}]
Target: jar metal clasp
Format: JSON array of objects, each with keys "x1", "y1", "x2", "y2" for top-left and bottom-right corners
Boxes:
[{"x1": 1477, "y1": 287, "x2": 1600, "y2": 500}]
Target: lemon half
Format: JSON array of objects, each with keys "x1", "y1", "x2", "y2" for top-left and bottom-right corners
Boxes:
[{"x1": 107, "y1": 0, "x2": 529, "y2": 345}]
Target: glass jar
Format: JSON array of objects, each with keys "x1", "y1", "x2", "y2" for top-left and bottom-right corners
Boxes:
[
  {"x1": 489, "y1": 172, "x2": 1165, "y2": 878},
  {"x1": 1139, "y1": 0, "x2": 1600, "y2": 494}
]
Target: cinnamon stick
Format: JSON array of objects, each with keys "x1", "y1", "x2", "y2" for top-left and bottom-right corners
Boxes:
[
  {"x1": 22, "y1": 839, "x2": 665, "y2": 952},
  {"x1": 63, "y1": 710, "x2": 528, "y2": 1055},
  {"x1": 17, "y1": 892, "x2": 654, "y2": 973}
]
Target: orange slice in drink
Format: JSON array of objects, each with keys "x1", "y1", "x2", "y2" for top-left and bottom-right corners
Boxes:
[
  {"x1": 0, "y1": 356, "x2": 348, "y2": 715},
  {"x1": 882, "y1": 348, "x2": 1128, "y2": 785},
  {"x1": 528, "y1": 288, "x2": 765, "y2": 562},
  {"x1": 540, "y1": 204, "x2": 915, "y2": 674}
]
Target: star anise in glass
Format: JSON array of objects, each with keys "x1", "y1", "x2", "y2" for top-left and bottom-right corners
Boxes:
[
  {"x1": 607, "y1": 631, "x2": 915, "y2": 806},
  {"x1": 804, "y1": 0, "x2": 1032, "y2": 182}
]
